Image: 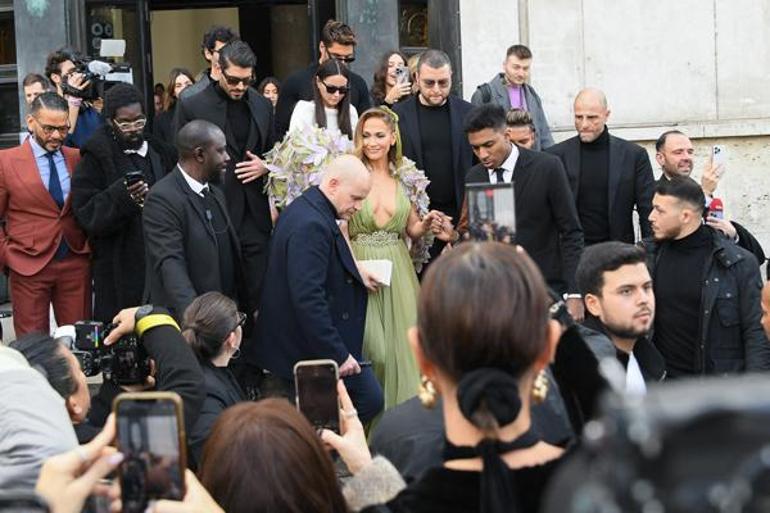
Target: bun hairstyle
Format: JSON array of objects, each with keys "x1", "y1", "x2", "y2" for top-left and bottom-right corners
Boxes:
[
  {"x1": 418, "y1": 242, "x2": 551, "y2": 513},
  {"x1": 182, "y1": 292, "x2": 239, "y2": 361}
]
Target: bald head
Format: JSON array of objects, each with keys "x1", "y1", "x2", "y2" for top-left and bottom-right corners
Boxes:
[
  {"x1": 761, "y1": 281, "x2": 770, "y2": 339},
  {"x1": 176, "y1": 119, "x2": 225, "y2": 159},
  {"x1": 574, "y1": 88, "x2": 610, "y2": 143},
  {"x1": 176, "y1": 119, "x2": 230, "y2": 183},
  {"x1": 319, "y1": 155, "x2": 372, "y2": 220}
]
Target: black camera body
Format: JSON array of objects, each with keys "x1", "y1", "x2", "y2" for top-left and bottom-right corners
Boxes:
[
  {"x1": 60, "y1": 53, "x2": 131, "y2": 101},
  {"x1": 73, "y1": 321, "x2": 151, "y2": 386}
]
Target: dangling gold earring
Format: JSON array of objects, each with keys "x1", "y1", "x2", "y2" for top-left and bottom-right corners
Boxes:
[
  {"x1": 418, "y1": 375, "x2": 437, "y2": 409},
  {"x1": 531, "y1": 370, "x2": 549, "y2": 404}
]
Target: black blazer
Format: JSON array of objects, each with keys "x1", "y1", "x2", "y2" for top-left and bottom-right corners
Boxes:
[
  {"x1": 249, "y1": 186, "x2": 367, "y2": 379},
  {"x1": 546, "y1": 134, "x2": 655, "y2": 243},
  {"x1": 173, "y1": 82, "x2": 275, "y2": 235},
  {"x1": 464, "y1": 147, "x2": 584, "y2": 293},
  {"x1": 393, "y1": 95, "x2": 475, "y2": 218},
  {"x1": 143, "y1": 167, "x2": 247, "y2": 319}
]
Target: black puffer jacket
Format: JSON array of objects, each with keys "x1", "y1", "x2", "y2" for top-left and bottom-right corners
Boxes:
[{"x1": 71, "y1": 126, "x2": 176, "y2": 322}]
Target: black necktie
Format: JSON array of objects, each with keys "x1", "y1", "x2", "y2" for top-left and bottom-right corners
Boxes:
[
  {"x1": 494, "y1": 168, "x2": 506, "y2": 184},
  {"x1": 45, "y1": 152, "x2": 65, "y2": 209}
]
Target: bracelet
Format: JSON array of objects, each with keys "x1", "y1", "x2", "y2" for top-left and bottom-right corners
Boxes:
[{"x1": 135, "y1": 314, "x2": 180, "y2": 338}]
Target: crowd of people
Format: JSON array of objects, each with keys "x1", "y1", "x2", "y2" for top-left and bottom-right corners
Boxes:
[{"x1": 2, "y1": 15, "x2": 770, "y2": 513}]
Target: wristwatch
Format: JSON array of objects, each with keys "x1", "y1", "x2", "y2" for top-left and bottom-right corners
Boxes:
[{"x1": 134, "y1": 304, "x2": 154, "y2": 322}]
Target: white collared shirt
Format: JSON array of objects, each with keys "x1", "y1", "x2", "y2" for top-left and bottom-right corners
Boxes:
[
  {"x1": 625, "y1": 351, "x2": 647, "y2": 396},
  {"x1": 177, "y1": 164, "x2": 208, "y2": 198},
  {"x1": 486, "y1": 144, "x2": 519, "y2": 184},
  {"x1": 124, "y1": 141, "x2": 149, "y2": 157}
]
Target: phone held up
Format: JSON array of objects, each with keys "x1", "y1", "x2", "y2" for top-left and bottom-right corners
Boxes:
[
  {"x1": 712, "y1": 144, "x2": 727, "y2": 174},
  {"x1": 294, "y1": 359, "x2": 340, "y2": 434},
  {"x1": 113, "y1": 392, "x2": 187, "y2": 513},
  {"x1": 124, "y1": 170, "x2": 145, "y2": 187},
  {"x1": 394, "y1": 65, "x2": 409, "y2": 85}
]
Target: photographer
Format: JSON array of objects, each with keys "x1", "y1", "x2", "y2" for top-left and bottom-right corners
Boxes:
[
  {"x1": 45, "y1": 48, "x2": 103, "y2": 148},
  {"x1": 72, "y1": 83, "x2": 176, "y2": 323},
  {"x1": 14, "y1": 305, "x2": 204, "y2": 444}
]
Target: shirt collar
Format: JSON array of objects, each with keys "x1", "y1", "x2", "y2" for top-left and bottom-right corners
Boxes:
[
  {"x1": 124, "y1": 141, "x2": 149, "y2": 157},
  {"x1": 486, "y1": 143, "x2": 519, "y2": 174},
  {"x1": 29, "y1": 137, "x2": 58, "y2": 158},
  {"x1": 178, "y1": 164, "x2": 208, "y2": 197}
]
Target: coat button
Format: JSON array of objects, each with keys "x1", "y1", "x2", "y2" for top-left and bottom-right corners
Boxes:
[
  {"x1": 346, "y1": 277, "x2": 353, "y2": 284},
  {"x1": 714, "y1": 277, "x2": 719, "y2": 282},
  {"x1": 726, "y1": 293, "x2": 732, "y2": 298},
  {"x1": 342, "y1": 312, "x2": 349, "y2": 320}
]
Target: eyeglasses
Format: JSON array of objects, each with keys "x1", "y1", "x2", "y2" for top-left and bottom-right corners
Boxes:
[
  {"x1": 232, "y1": 311, "x2": 247, "y2": 332},
  {"x1": 320, "y1": 81, "x2": 349, "y2": 96},
  {"x1": 326, "y1": 50, "x2": 355, "y2": 64},
  {"x1": 34, "y1": 119, "x2": 70, "y2": 136},
  {"x1": 421, "y1": 78, "x2": 451, "y2": 89},
  {"x1": 113, "y1": 117, "x2": 147, "y2": 131},
  {"x1": 222, "y1": 71, "x2": 254, "y2": 87}
]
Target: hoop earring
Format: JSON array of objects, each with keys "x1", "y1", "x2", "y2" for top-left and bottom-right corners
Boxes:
[
  {"x1": 531, "y1": 370, "x2": 549, "y2": 404},
  {"x1": 230, "y1": 347, "x2": 241, "y2": 361},
  {"x1": 418, "y1": 375, "x2": 437, "y2": 409}
]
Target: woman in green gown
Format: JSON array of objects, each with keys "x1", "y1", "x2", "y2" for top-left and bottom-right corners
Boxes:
[{"x1": 347, "y1": 107, "x2": 453, "y2": 410}]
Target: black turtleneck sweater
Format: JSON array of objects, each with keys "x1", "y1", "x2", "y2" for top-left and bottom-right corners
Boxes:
[
  {"x1": 416, "y1": 100, "x2": 456, "y2": 220},
  {"x1": 578, "y1": 127, "x2": 610, "y2": 244},
  {"x1": 653, "y1": 224, "x2": 713, "y2": 377},
  {"x1": 215, "y1": 84, "x2": 252, "y2": 159}
]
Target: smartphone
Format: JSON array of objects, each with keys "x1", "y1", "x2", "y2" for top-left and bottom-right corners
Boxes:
[
  {"x1": 394, "y1": 65, "x2": 409, "y2": 85},
  {"x1": 294, "y1": 359, "x2": 340, "y2": 433},
  {"x1": 124, "y1": 171, "x2": 145, "y2": 187},
  {"x1": 0, "y1": 493, "x2": 49, "y2": 513},
  {"x1": 113, "y1": 392, "x2": 186, "y2": 513},
  {"x1": 712, "y1": 145, "x2": 727, "y2": 171}
]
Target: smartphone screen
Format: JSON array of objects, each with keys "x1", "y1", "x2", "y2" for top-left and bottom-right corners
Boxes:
[
  {"x1": 115, "y1": 395, "x2": 186, "y2": 513},
  {"x1": 294, "y1": 360, "x2": 340, "y2": 433}
]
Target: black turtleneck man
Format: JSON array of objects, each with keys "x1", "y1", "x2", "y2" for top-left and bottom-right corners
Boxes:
[{"x1": 577, "y1": 126, "x2": 610, "y2": 244}]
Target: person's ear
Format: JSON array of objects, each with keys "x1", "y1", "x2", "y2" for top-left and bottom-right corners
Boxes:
[
  {"x1": 66, "y1": 395, "x2": 84, "y2": 423},
  {"x1": 318, "y1": 42, "x2": 326, "y2": 59},
  {"x1": 655, "y1": 151, "x2": 665, "y2": 168},
  {"x1": 26, "y1": 114, "x2": 35, "y2": 133},
  {"x1": 194, "y1": 146, "x2": 206, "y2": 163},
  {"x1": 584, "y1": 292, "x2": 602, "y2": 318},
  {"x1": 534, "y1": 319, "x2": 561, "y2": 370},
  {"x1": 408, "y1": 327, "x2": 435, "y2": 379}
]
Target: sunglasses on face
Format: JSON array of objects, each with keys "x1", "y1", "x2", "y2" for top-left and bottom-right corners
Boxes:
[
  {"x1": 320, "y1": 81, "x2": 349, "y2": 95},
  {"x1": 113, "y1": 117, "x2": 147, "y2": 131},
  {"x1": 421, "y1": 78, "x2": 450, "y2": 89},
  {"x1": 223, "y1": 71, "x2": 254, "y2": 87},
  {"x1": 326, "y1": 50, "x2": 355, "y2": 63}
]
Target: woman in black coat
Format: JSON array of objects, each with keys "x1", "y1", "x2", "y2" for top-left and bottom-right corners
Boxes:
[
  {"x1": 153, "y1": 68, "x2": 194, "y2": 145},
  {"x1": 181, "y1": 292, "x2": 247, "y2": 468},
  {"x1": 71, "y1": 88, "x2": 177, "y2": 323}
]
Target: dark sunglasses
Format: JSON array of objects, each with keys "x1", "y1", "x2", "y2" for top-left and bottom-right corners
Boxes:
[
  {"x1": 320, "y1": 81, "x2": 349, "y2": 95},
  {"x1": 223, "y1": 71, "x2": 254, "y2": 87},
  {"x1": 234, "y1": 311, "x2": 247, "y2": 330},
  {"x1": 326, "y1": 50, "x2": 355, "y2": 63}
]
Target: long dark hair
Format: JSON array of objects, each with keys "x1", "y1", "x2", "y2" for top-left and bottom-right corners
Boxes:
[
  {"x1": 181, "y1": 292, "x2": 239, "y2": 361},
  {"x1": 199, "y1": 400, "x2": 348, "y2": 513},
  {"x1": 163, "y1": 67, "x2": 195, "y2": 112},
  {"x1": 371, "y1": 50, "x2": 408, "y2": 105},
  {"x1": 313, "y1": 58, "x2": 353, "y2": 137}
]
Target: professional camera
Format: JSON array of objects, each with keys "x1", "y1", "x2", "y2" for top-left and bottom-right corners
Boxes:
[
  {"x1": 57, "y1": 320, "x2": 151, "y2": 386},
  {"x1": 58, "y1": 42, "x2": 132, "y2": 101}
]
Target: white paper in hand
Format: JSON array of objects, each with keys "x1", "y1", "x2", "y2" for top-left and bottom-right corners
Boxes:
[{"x1": 359, "y1": 259, "x2": 393, "y2": 287}]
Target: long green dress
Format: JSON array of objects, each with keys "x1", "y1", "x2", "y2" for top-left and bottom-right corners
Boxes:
[{"x1": 349, "y1": 182, "x2": 421, "y2": 410}]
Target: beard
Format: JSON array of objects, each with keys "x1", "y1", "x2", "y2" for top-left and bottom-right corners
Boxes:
[{"x1": 603, "y1": 317, "x2": 651, "y2": 341}]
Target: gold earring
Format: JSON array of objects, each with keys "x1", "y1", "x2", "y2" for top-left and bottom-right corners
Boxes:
[
  {"x1": 418, "y1": 375, "x2": 437, "y2": 409},
  {"x1": 531, "y1": 370, "x2": 549, "y2": 404}
]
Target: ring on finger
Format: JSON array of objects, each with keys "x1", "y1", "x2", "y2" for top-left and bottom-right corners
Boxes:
[
  {"x1": 75, "y1": 446, "x2": 89, "y2": 463},
  {"x1": 343, "y1": 409, "x2": 358, "y2": 419}
]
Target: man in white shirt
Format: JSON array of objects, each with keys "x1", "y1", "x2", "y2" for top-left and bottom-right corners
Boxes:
[{"x1": 576, "y1": 241, "x2": 666, "y2": 394}]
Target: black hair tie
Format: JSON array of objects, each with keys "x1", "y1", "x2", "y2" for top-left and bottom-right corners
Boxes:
[{"x1": 444, "y1": 368, "x2": 540, "y2": 513}]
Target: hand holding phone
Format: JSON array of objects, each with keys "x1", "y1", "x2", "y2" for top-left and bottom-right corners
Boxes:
[
  {"x1": 294, "y1": 359, "x2": 340, "y2": 433},
  {"x1": 114, "y1": 392, "x2": 186, "y2": 513}
]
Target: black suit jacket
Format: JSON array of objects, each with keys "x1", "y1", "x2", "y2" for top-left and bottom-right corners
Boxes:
[
  {"x1": 250, "y1": 186, "x2": 367, "y2": 378},
  {"x1": 464, "y1": 147, "x2": 584, "y2": 293},
  {"x1": 173, "y1": 82, "x2": 275, "y2": 235},
  {"x1": 143, "y1": 167, "x2": 248, "y2": 319},
  {"x1": 393, "y1": 95, "x2": 475, "y2": 220},
  {"x1": 547, "y1": 134, "x2": 655, "y2": 243}
]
